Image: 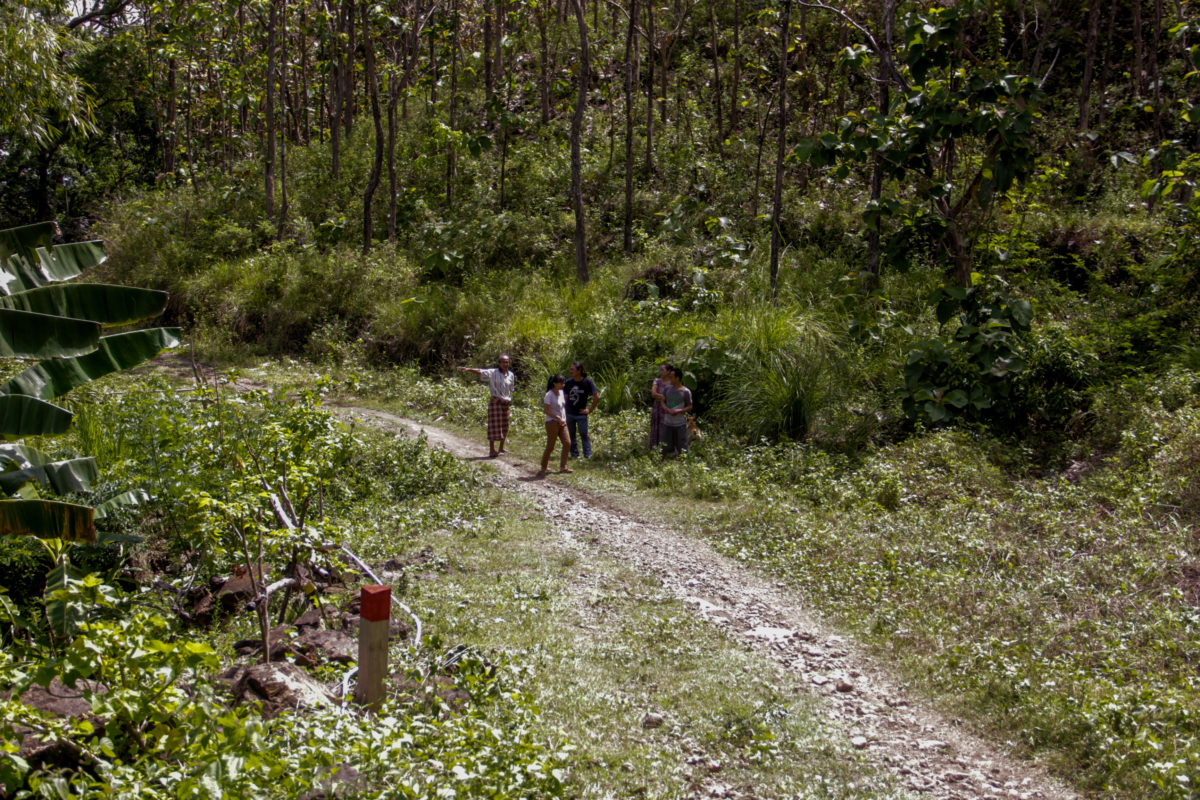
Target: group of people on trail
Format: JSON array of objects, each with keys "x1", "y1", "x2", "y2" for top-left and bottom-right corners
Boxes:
[
  {"x1": 460, "y1": 354, "x2": 692, "y2": 475},
  {"x1": 539, "y1": 362, "x2": 599, "y2": 476}
]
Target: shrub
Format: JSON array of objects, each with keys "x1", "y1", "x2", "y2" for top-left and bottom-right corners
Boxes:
[{"x1": 688, "y1": 304, "x2": 843, "y2": 440}]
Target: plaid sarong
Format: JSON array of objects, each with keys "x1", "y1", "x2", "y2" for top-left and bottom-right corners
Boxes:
[{"x1": 487, "y1": 396, "x2": 511, "y2": 442}]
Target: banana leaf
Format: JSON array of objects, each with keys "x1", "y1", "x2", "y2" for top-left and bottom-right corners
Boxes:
[
  {"x1": 2, "y1": 327, "x2": 181, "y2": 400},
  {"x1": 0, "y1": 222, "x2": 55, "y2": 262},
  {"x1": 93, "y1": 489, "x2": 150, "y2": 521},
  {"x1": 35, "y1": 241, "x2": 106, "y2": 282},
  {"x1": 0, "y1": 222, "x2": 103, "y2": 295},
  {"x1": 0, "y1": 443, "x2": 56, "y2": 467},
  {"x1": 0, "y1": 284, "x2": 167, "y2": 326},
  {"x1": 0, "y1": 308, "x2": 100, "y2": 359},
  {"x1": 0, "y1": 499, "x2": 95, "y2": 543},
  {"x1": 0, "y1": 394, "x2": 72, "y2": 436},
  {"x1": 0, "y1": 444, "x2": 97, "y2": 496}
]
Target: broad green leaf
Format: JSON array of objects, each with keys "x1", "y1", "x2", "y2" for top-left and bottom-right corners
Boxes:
[
  {"x1": 45, "y1": 560, "x2": 88, "y2": 637},
  {"x1": 35, "y1": 241, "x2": 106, "y2": 282},
  {"x1": 1008, "y1": 299, "x2": 1033, "y2": 328},
  {"x1": 0, "y1": 308, "x2": 100, "y2": 359},
  {"x1": 2, "y1": 327, "x2": 181, "y2": 400},
  {"x1": 0, "y1": 395, "x2": 72, "y2": 436},
  {"x1": 0, "y1": 499, "x2": 95, "y2": 542},
  {"x1": 0, "y1": 443, "x2": 54, "y2": 467},
  {"x1": 944, "y1": 389, "x2": 969, "y2": 408},
  {"x1": 93, "y1": 489, "x2": 150, "y2": 521},
  {"x1": 0, "y1": 284, "x2": 167, "y2": 326},
  {"x1": 0, "y1": 222, "x2": 55, "y2": 262},
  {"x1": 0, "y1": 221, "x2": 104, "y2": 295},
  {"x1": 0, "y1": 454, "x2": 97, "y2": 496}
]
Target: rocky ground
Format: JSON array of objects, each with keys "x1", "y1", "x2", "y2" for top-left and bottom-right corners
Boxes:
[{"x1": 344, "y1": 406, "x2": 1081, "y2": 800}]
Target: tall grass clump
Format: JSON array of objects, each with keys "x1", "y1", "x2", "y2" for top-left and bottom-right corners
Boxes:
[{"x1": 704, "y1": 304, "x2": 843, "y2": 442}]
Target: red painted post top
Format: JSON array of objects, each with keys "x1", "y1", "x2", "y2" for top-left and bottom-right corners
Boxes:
[{"x1": 360, "y1": 585, "x2": 391, "y2": 622}]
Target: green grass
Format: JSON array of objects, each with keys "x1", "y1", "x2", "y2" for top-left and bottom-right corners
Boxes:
[
  {"x1": 377, "y1": 482, "x2": 912, "y2": 799},
  {"x1": 272, "y1": 358, "x2": 1200, "y2": 800}
]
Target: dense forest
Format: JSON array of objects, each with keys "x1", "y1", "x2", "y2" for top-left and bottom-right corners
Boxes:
[{"x1": 3, "y1": 0, "x2": 1200, "y2": 797}]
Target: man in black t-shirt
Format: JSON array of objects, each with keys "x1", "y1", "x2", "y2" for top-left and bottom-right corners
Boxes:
[{"x1": 564, "y1": 361, "x2": 600, "y2": 459}]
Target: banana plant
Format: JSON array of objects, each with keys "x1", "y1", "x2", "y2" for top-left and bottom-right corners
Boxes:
[{"x1": 0, "y1": 221, "x2": 180, "y2": 543}]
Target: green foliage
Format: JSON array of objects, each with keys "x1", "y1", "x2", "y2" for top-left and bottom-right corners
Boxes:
[
  {"x1": 66, "y1": 374, "x2": 478, "y2": 578},
  {"x1": 0, "y1": 578, "x2": 567, "y2": 799},
  {"x1": 0, "y1": 2, "x2": 96, "y2": 147},
  {"x1": 901, "y1": 276, "x2": 1033, "y2": 425},
  {"x1": 796, "y1": 2, "x2": 1043, "y2": 280}
]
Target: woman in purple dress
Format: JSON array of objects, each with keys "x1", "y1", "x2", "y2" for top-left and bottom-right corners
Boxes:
[{"x1": 649, "y1": 362, "x2": 672, "y2": 448}]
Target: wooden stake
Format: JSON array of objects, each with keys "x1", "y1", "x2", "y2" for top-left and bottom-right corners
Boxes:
[{"x1": 355, "y1": 584, "x2": 391, "y2": 711}]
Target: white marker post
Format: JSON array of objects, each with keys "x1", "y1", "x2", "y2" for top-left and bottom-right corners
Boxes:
[{"x1": 355, "y1": 584, "x2": 391, "y2": 711}]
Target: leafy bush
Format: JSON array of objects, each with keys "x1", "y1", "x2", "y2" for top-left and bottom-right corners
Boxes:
[
  {"x1": 1, "y1": 578, "x2": 568, "y2": 799},
  {"x1": 65, "y1": 375, "x2": 477, "y2": 582},
  {"x1": 998, "y1": 323, "x2": 1098, "y2": 440},
  {"x1": 901, "y1": 276, "x2": 1033, "y2": 425}
]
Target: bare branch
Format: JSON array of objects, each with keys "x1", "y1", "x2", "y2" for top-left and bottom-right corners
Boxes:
[{"x1": 66, "y1": 0, "x2": 135, "y2": 29}]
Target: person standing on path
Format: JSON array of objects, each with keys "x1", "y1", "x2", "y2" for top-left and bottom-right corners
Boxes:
[
  {"x1": 459, "y1": 354, "x2": 515, "y2": 458},
  {"x1": 660, "y1": 366, "x2": 693, "y2": 458},
  {"x1": 649, "y1": 362, "x2": 672, "y2": 448},
  {"x1": 564, "y1": 361, "x2": 600, "y2": 459},
  {"x1": 539, "y1": 374, "x2": 571, "y2": 476}
]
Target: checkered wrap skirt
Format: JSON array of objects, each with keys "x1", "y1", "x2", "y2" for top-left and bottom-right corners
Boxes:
[{"x1": 487, "y1": 396, "x2": 511, "y2": 442}]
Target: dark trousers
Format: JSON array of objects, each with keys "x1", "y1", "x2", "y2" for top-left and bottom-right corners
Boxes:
[
  {"x1": 566, "y1": 413, "x2": 591, "y2": 458},
  {"x1": 661, "y1": 423, "x2": 688, "y2": 455}
]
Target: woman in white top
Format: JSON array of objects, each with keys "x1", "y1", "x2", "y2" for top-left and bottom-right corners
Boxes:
[{"x1": 539, "y1": 374, "x2": 571, "y2": 476}]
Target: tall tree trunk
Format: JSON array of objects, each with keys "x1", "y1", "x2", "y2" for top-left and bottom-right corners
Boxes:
[
  {"x1": 330, "y1": 7, "x2": 343, "y2": 178},
  {"x1": 751, "y1": 96, "x2": 773, "y2": 219},
  {"x1": 708, "y1": 0, "x2": 722, "y2": 146},
  {"x1": 387, "y1": 90, "x2": 399, "y2": 242},
  {"x1": 446, "y1": 0, "x2": 459, "y2": 207},
  {"x1": 1078, "y1": 1, "x2": 1102, "y2": 129},
  {"x1": 165, "y1": 57, "x2": 177, "y2": 177},
  {"x1": 538, "y1": 6, "x2": 550, "y2": 124},
  {"x1": 1097, "y1": 0, "x2": 1119, "y2": 125},
  {"x1": 429, "y1": 23, "x2": 437, "y2": 107},
  {"x1": 343, "y1": 0, "x2": 355, "y2": 137},
  {"x1": 238, "y1": 1, "x2": 249, "y2": 133},
  {"x1": 644, "y1": 1, "x2": 655, "y2": 173},
  {"x1": 265, "y1": 0, "x2": 278, "y2": 220},
  {"x1": 185, "y1": 59, "x2": 198, "y2": 192},
  {"x1": 768, "y1": 0, "x2": 790, "y2": 298},
  {"x1": 495, "y1": 0, "x2": 505, "y2": 93},
  {"x1": 277, "y1": 0, "x2": 289, "y2": 234},
  {"x1": 866, "y1": 0, "x2": 896, "y2": 286},
  {"x1": 728, "y1": 0, "x2": 740, "y2": 135},
  {"x1": 484, "y1": 3, "x2": 494, "y2": 110},
  {"x1": 624, "y1": 0, "x2": 637, "y2": 255},
  {"x1": 1131, "y1": 0, "x2": 1145, "y2": 97},
  {"x1": 362, "y1": 0, "x2": 383, "y2": 252},
  {"x1": 300, "y1": 2, "x2": 310, "y2": 143},
  {"x1": 659, "y1": 34, "x2": 668, "y2": 125},
  {"x1": 1150, "y1": 0, "x2": 1163, "y2": 136},
  {"x1": 500, "y1": 119, "x2": 509, "y2": 208},
  {"x1": 570, "y1": 0, "x2": 590, "y2": 283}
]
